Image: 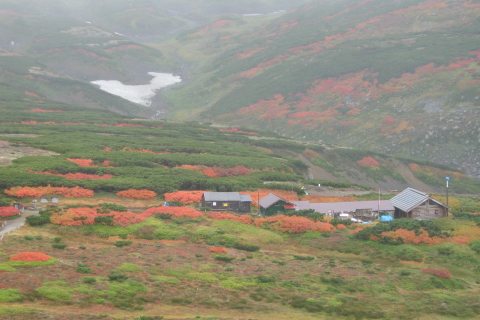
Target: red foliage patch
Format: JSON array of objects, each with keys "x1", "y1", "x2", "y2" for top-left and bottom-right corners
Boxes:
[
  {"x1": 4, "y1": 186, "x2": 94, "y2": 198},
  {"x1": 34, "y1": 171, "x2": 113, "y2": 180},
  {"x1": 254, "y1": 215, "x2": 334, "y2": 233},
  {"x1": 116, "y1": 189, "x2": 157, "y2": 200},
  {"x1": 0, "y1": 206, "x2": 20, "y2": 218},
  {"x1": 50, "y1": 207, "x2": 152, "y2": 227},
  {"x1": 356, "y1": 157, "x2": 380, "y2": 168},
  {"x1": 421, "y1": 268, "x2": 452, "y2": 278},
  {"x1": 9, "y1": 252, "x2": 51, "y2": 262},
  {"x1": 209, "y1": 247, "x2": 228, "y2": 254},
  {"x1": 164, "y1": 190, "x2": 206, "y2": 204},
  {"x1": 207, "y1": 212, "x2": 254, "y2": 225},
  {"x1": 67, "y1": 158, "x2": 97, "y2": 167},
  {"x1": 144, "y1": 206, "x2": 203, "y2": 218}
]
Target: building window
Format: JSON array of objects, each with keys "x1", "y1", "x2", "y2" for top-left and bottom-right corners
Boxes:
[{"x1": 213, "y1": 202, "x2": 216, "y2": 206}]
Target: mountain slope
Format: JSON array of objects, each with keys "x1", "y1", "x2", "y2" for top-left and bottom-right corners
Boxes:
[{"x1": 166, "y1": 0, "x2": 480, "y2": 179}]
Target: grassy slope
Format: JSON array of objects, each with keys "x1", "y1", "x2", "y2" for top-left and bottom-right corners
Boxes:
[{"x1": 1, "y1": 212, "x2": 480, "y2": 320}]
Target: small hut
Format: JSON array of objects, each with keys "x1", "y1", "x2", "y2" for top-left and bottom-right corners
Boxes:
[{"x1": 390, "y1": 188, "x2": 449, "y2": 220}]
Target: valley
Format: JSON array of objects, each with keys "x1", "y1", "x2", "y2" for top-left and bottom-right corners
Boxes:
[{"x1": 1, "y1": 1, "x2": 480, "y2": 319}]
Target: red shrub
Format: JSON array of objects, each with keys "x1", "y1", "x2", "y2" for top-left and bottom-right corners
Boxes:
[
  {"x1": 206, "y1": 212, "x2": 254, "y2": 225},
  {"x1": 50, "y1": 207, "x2": 152, "y2": 227},
  {"x1": 54, "y1": 186, "x2": 94, "y2": 198},
  {"x1": 0, "y1": 206, "x2": 20, "y2": 218},
  {"x1": 209, "y1": 247, "x2": 228, "y2": 254},
  {"x1": 164, "y1": 191, "x2": 206, "y2": 204},
  {"x1": 254, "y1": 215, "x2": 334, "y2": 233},
  {"x1": 116, "y1": 189, "x2": 157, "y2": 199},
  {"x1": 9, "y1": 252, "x2": 51, "y2": 262},
  {"x1": 421, "y1": 268, "x2": 452, "y2": 278},
  {"x1": 144, "y1": 206, "x2": 203, "y2": 218},
  {"x1": 357, "y1": 157, "x2": 380, "y2": 168},
  {"x1": 67, "y1": 158, "x2": 97, "y2": 167},
  {"x1": 34, "y1": 172, "x2": 113, "y2": 180},
  {"x1": 336, "y1": 224, "x2": 347, "y2": 230}
]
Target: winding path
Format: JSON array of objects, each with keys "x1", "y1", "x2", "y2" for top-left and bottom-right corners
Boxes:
[{"x1": 0, "y1": 210, "x2": 39, "y2": 238}]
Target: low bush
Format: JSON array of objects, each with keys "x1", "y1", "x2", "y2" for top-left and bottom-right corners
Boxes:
[
  {"x1": 293, "y1": 255, "x2": 315, "y2": 261},
  {"x1": 214, "y1": 255, "x2": 235, "y2": 263},
  {"x1": 114, "y1": 240, "x2": 132, "y2": 247},
  {"x1": 82, "y1": 276, "x2": 97, "y2": 284},
  {"x1": 108, "y1": 271, "x2": 129, "y2": 282},
  {"x1": 51, "y1": 243, "x2": 67, "y2": 249}
]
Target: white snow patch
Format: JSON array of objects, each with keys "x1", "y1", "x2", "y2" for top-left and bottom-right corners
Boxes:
[{"x1": 91, "y1": 72, "x2": 181, "y2": 106}]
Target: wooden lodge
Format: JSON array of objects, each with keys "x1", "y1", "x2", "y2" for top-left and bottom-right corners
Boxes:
[
  {"x1": 390, "y1": 188, "x2": 449, "y2": 220},
  {"x1": 201, "y1": 192, "x2": 251, "y2": 213}
]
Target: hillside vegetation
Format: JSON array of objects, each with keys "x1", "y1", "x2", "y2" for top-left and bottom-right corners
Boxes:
[{"x1": 162, "y1": 0, "x2": 480, "y2": 180}]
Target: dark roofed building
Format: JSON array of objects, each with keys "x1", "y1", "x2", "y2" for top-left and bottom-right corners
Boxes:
[
  {"x1": 390, "y1": 188, "x2": 448, "y2": 220},
  {"x1": 259, "y1": 193, "x2": 295, "y2": 216},
  {"x1": 201, "y1": 192, "x2": 251, "y2": 213}
]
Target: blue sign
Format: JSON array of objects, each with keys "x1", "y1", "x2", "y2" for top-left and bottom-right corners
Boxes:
[{"x1": 445, "y1": 177, "x2": 450, "y2": 181}]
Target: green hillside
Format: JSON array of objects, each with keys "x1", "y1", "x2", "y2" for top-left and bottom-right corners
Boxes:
[{"x1": 163, "y1": 0, "x2": 480, "y2": 180}]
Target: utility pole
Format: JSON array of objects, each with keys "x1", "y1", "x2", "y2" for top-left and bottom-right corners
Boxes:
[{"x1": 445, "y1": 177, "x2": 450, "y2": 216}]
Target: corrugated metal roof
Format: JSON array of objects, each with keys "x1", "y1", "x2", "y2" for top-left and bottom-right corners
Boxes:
[
  {"x1": 239, "y1": 194, "x2": 252, "y2": 202},
  {"x1": 203, "y1": 192, "x2": 241, "y2": 201},
  {"x1": 259, "y1": 193, "x2": 293, "y2": 209},
  {"x1": 390, "y1": 188, "x2": 429, "y2": 212},
  {"x1": 291, "y1": 200, "x2": 394, "y2": 214}
]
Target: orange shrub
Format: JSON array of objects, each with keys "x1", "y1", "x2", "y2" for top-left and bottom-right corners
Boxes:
[
  {"x1": 336, "y1": 224, "x2": 347, "y2": 230},
  {"x1": 254, "y1": 215, "x2": 334, "y2": 233},
  {"x1": 209, "y1": 247, "x2": 228, "y2": 254},
  {"x1": 144, "y1": 206, "x2": 203, "y2": 218},
  {"x1": 357, "y1": 157, "x2": 380, "y2": 168},
  {"x1": 164, "y1": 191, "x2": 206, "y2": 204},
  {"x1": 54, "y1": 186, "x2": 94, "y2": 198},
  {"x1": 34, "y1": 172, "x2": 113, "y2": 180},
  {"x1": 67, "y1": 158, "x2": 97, "y2": 167},
  {"x1": 4, "y1": 186, "x2": 52, "y2": 198},
  {"x1": 9, "y1": 252, "x2": 51, "y2": 262},
  {"x1": 0, "y1": 206, "x2": 20, "y2": 218},
  {"x1": 207, "y1": 212, "x2": 254, "y2": 225},
  {"x1": 50, "y1": 207, "x2": 152, "y2": 227},
  {"x1": 116, "y1": 189, "x2": 157, "y2": 199}
]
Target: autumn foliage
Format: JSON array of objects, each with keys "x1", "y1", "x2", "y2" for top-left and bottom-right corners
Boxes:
[
  {"x1": 9, "y1": 252, "x2": 51, "y2": 262},
  {"x1": 209, "y1": 247, "x2": 228, "y2": 254},
  {"x1": 164, "y1": 191, "x2": 205, "y2": 204},
  {"x1": 50, "y1": 207, "x2": 152, "y2": 227},
  {"x1": 67, "y1": 158, "x2": 97, "y2": 167},
  {"x1": 254, "y1": 215, "x2": 335, "y2": 233},
  {"x1": 420, "y1": 268, "x2": 452, "y2": 279},
  {"x1": 356, "y1": 157, "x2": 380, "y2": 168},
  {"x1": 116, "y1": 189, "x2": 157, "y2": 199},
  {"x1": 207, "y1": 212, "x2": 254, "y2": 225},
  {"x1": 144, "y1": 206, "x2": 204, "y2": 218},
  {"x1": 34, "y1": 171, "x2": 113, "y2": 180},
  {"x1": 374, "y1": 228, "x2": 469, "y2": 246},
  {"x1": 4, "y1": 186, "x2": 94, "y2": 198},
  {"x1": 0, "y1": 206, "x2": 20, "y2": 218}
]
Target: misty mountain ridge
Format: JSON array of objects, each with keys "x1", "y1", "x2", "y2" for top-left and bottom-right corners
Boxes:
[{"x1": 0, "y1": 0, "x2": 479, "y2": 181}]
